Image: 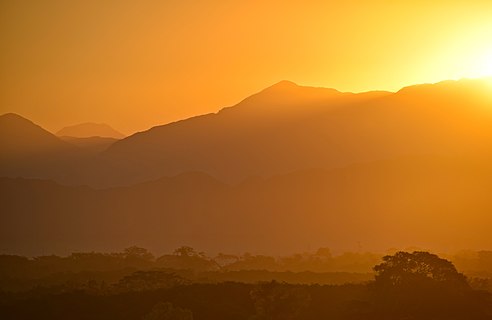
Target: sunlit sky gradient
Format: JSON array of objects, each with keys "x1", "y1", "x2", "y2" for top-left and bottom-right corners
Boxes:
[{"x1": 1, "y1": 0, "x2": 492, "y2": 134}]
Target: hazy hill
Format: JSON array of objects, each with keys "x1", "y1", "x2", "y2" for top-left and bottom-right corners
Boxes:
[
  {"x1": 1, "y1": 79, "x2": 492, "y2": 187},
  {"x1": 103, "y1": 81, "x2": 392, "y2": 184},
  {"x1": 0, "y1": 113, "x2": 84, "y2": 182},
  {"x1": 103, "y1": 79, "x2": 492, "y2": 185},
  {"x1": 57, "y1": 122, "x2": 124, "y2": 139},
  {"x1": 0, "y1": 113, "x2": 74, "y2": 157},
  {"x1": 0, "y1": 113, "x2": 127, "y2": 186},
  {"x1": 2, "y1": 155, "x2": 491, "y2": 256}
]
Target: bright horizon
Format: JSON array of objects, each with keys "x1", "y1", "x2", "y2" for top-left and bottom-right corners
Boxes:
[{"x1": 2, "y1": 0, "x2": 492, "y2": 134}]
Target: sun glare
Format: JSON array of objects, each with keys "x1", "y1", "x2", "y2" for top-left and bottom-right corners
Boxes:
[
  {"x1": 460, "y1": 46, "x2": 492, "y2": 79},
  {"x1": 472, "y1": 52, "x2": 492, "y2": 78}
]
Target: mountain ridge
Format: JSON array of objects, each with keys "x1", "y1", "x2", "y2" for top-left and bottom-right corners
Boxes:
[
  {"x1": 0, "y1": 113, "x2": 75, "y2": 156},
  {"x1": 2, "y1": 78, "x2": 492, "y2": 187},
  {"x1": 102, "y1": 78, "x2": 492, "y2": 185}
]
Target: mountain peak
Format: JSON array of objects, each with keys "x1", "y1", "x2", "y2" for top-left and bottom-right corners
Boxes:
[
  {"x1": 0, "y1": 112, "x2": 34, "y2": 124},
  {"x1": 0, "y1": 113, "x2": 45, "y2": 133},
  {"x1": 0, "y1": 113, "x2": 73, "y2": 156},
  {"x1": 269, "y1": 80, "x2": 299, "y2": 89},
  {"x1": 259, "y1": 80, "x2": 342, "y2": 97},
  {"x1": 57, "y1": 122, "x2": 124, "y2": 139}
]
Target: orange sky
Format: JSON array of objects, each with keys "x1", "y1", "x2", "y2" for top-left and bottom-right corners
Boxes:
[{"x1": 1, "y1": 0, "x2": 492, "y2": 134}]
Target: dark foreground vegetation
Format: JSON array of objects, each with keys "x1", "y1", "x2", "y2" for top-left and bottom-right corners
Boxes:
[{"x1": 1, "y1": 248, "x2": 492, "y2": 319}]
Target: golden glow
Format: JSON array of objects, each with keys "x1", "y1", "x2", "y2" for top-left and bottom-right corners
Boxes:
[
  {"x1": 467, "y1": 50, "x2": 492, "y2": 78},
  {"x1": 416, "y1": 22, "x2": 492, "y2": 84},
  {"x1": 1, "y1": 1, "x2": 492, "y2": 133}
]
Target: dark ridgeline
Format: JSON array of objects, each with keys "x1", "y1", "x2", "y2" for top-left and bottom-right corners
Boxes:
[{"x1": 0, "y1": 250, "x2": 491, "y2": 319}]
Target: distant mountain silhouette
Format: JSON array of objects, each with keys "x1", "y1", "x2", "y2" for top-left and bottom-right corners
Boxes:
[
  {"x1": 0, "y1": 113, "x2": 125, "y2": 186},
  {"x1": 1, "y1": 155, "x2": 491, "y2": 256},
  {"x1": 0, "y1": 113, "x2": 83, "y2": 181},
  {"x1": 1, "y1": 79, "x2": 492, "y2": 187},
  {"x1": 103, "y1": 78, "x2": 492, "y2": 185},
  {"x1": 57, "y1": 122, "x2": 124, "y2": 139},
  {"x1": 60, "y1": 136, "x2": 119, "y2": 154},
  {"x1": 0, "y1": 113, "x2": 74, "y2": 156}
]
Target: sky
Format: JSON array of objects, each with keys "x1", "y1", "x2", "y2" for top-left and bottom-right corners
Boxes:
[{"x1": 1, "y1": 0, "x2": 492, "y2": 134}]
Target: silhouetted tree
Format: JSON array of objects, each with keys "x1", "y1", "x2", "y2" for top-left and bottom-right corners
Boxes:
[
  {"x1": 156, "y1": 247, "x2": 218, "y2": 271},
  {"x1": 369, "y1": 251, "x2": 489, "y2": 319},
  {"x1": 124, "y1": 246, "x2": 155, "y2": 261},
  {"x1": 374, "y1": 251, "x2": 469, "y2": 290},
  {"x1": 214, "y1": 253, "x2": 240, "y2": 267},
  {"x1": 173, "y1": 246, "x2": 201, "y2": 258}
]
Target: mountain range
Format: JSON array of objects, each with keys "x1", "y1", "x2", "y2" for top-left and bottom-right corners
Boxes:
[
  {"x1": 1, "y1": 78, "x2": 492, "y2": 255},
  {"x1": 2, "y1": 79, "x2": 492, "y2": 187}
]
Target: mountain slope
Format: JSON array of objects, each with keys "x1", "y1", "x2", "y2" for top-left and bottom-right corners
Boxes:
[
  {"x1": 103, "y1": 81, "x2": 393, "y2": 184},
  {"x1": 0, "y1": 113, "x2": 127, "y2": 186},
  {"x1": 103, "y1": 79, "x2": 492, "y2": 185},
  {"x1": 2, "y1": 79, "x2": 492, "y2": 187},
  {"x1": 0, "y1": 113, "x2": 74, "y2": 157}
]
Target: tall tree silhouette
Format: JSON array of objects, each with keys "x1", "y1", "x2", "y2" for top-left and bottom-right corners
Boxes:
[
  {"x1": 374, "y1": 251, "x2": 469, "y2": 290},
  {"x1": 369, "y1": 251, "x2": 490, "y2": 319}
]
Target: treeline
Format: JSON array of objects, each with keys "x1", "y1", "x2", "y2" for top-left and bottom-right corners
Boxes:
[
  {"x1": 0, "y1": 246, "x2": 382, "y2": 274},
  {"x1": 2, "y1": 247, "x2": 492, "y2": 290},
  {"x1": 1, "y1": 251, "x2": 491, "y2": 319},
  {"x1": 0, "y1": 246, "x2": 378, "y2": 293},
  {"x1": 3, "y1": 246, "x2": 492, "y2": 275}
]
